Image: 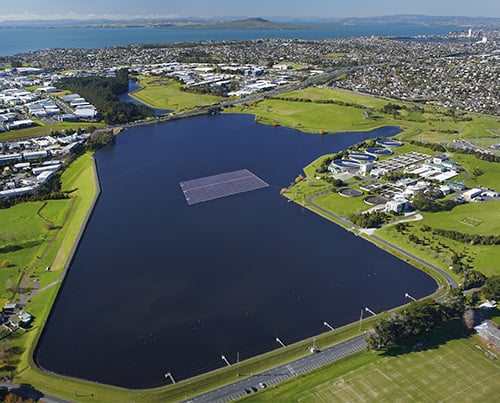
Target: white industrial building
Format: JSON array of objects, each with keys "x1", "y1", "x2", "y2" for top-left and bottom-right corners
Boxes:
[{"x1": 463, "y1": 188, "x2": 482, "y2": 201}]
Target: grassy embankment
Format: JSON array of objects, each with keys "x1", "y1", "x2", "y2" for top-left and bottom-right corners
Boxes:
[
  {"x1": 0, "y1": 153, "x2": 98, "y2": 385},
  {"x1": 129, "y1": 76, "x2": 223, "y2": 111},
  {"x1": 239, "y1": 319, "x2": 500, "y2": 402}
]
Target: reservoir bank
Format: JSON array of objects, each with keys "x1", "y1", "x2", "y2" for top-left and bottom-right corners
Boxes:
[{"x1": 36, "y1": 114, "x2": 437, "y2": 388}]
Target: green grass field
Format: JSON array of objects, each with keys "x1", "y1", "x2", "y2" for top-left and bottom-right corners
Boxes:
[
  {"x1": 0, "y1": 200, "x2": 71, "y2": 305},
  {"x1": 281, "y1": 88, "x2": 389, "y2": 109},
  {"x1": 423, "y1": 201, "x2": 500, "y2": 236},
  {"x1": 130, "y1": 76, "x2": 223, "y2": 111},
  {"x1": 231, "y1": 98, "x2": 386, "y2": 134},
  {"x1": 313, "y1": 191, "x2": 369, "y2": 217},
  {"x1": 228, "y1": 87, "x2": 500, "y2": 144},
  {"x1": 0, "y1": 122, "x2": 104, "y2": 141},
  {"x1": 450, "y1": 153, "x2": 500, "y2": 190},
  {"x1": 242, "y1": 325, "x2": 500, "y2": 402}
]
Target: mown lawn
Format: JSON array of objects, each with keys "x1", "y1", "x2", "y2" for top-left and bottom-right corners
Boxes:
[
  {"x1": 241, "y1": 323, "x2": 500, "y2": 402},
  {"x1": 423, "y1": 200, "x2": 500, "y2": 236},
  {"x1": 449, "y1": 152, "x2": 500, "y2": 190},
  {"x1": 280, "y1": 88, "x2": 389, "y2": 109},
  {"x1": 231, "y1": 98, "x2": 389, "y2": 134},
  {"x1": 313, "y1": 191, "x2": 369, "y2": 217},
  {"x1": 130, "y1": 77, "x2": 223, "y2": 111}
]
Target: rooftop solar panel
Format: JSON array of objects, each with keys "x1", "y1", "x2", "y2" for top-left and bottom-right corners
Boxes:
[{"x1": 179, "y1": 169, "x2": 269, "y2": 205}]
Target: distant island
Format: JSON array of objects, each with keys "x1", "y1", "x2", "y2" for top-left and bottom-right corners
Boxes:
[
  {"x1": 1, "y1": 15, "x2": 499, "y2": 29},
  {"x1": 167, "y1": 17, "x2": 310, "y2": 30}
]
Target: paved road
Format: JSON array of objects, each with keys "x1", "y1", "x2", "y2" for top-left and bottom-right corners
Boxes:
[
  {"x1": 186, "y1": 335, "x2": 367, "y2": 403},
  {"x1": 305, "y1": 195, "x2": 458, "y2": 289}
]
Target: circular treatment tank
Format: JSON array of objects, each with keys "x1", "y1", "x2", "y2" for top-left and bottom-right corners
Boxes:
[
  {"x1": 339, "y1": 188, "x2": 364, "y2": 197},
  {"x1": 364, "y1": 195, "x2": 389, "y2": 205},
  {"x1": 331, "y1": 159, "x2": 361, "y2": 168},
  {"x1": 376, "y1": 139, "x2": 403, "y2": 147},
  {"x1": 365, "y1": 147, "x2": 393, "y2": 157},
  {"x1": 348, "y1": 153, "x2": 377, "y2": 162}
]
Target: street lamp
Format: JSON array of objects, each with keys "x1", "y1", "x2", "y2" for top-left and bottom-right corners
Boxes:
[
  {"x1": 221, "y1": 355, "x2": 231, "y2": 366},
  {"x1": 276, "y1": 337, "x2": 286, "y2": 348},
  {"x1": 405, "y1": 292, "x2": 417, "y2": 301},
  {"x1": 165, "y1": 372, "x2": 176, "y2": 384},
  {"x1": 323, "y1": 321, "x2": 335, "y2": 331},
  {"x1": 365, "y1": 306, "x2": 377, "y2": 316}
]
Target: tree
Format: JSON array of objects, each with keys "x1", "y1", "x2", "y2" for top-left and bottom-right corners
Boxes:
[
  {"x1": 366, "y1": 299, "x2": 445, "y2": 350},
  {"x1": 441, "y1": 288, "x2": 466, "y2": 318},
  {"x1": 482, "y1": 275, "x2": 500, "y2": 300},
  {"x1": 412, "y1": 192, "x2": 434, "y2": 211},
  {"x1": 0, "y1": 339, "x2": 12, "y2": 367},
  {"x1": 2, "y1": 393, "x2": 36, "y2": 403},
  {"x1": 462, "y1": 269, "x2": 486, "y2": 290}
]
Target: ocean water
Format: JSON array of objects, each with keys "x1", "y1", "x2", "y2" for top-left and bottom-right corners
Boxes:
[{"x1": 0, "y1": 24, "x2": 462, "y2": 56}]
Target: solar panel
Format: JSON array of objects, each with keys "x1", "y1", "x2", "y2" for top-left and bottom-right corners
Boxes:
[{"x1": 179, "y1": 169, "x2": 269, "y2": 205}]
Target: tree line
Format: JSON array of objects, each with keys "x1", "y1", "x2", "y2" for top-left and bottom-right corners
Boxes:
[
  {"x1": 271, "y1": 96, "x2": 367, "y2": 109},
  {"x1": 366, "y1": 273, "x2": 500, "y2": 351},
  {"x1": 431, "y1": 228, "x2": 500, "y2": 245}
]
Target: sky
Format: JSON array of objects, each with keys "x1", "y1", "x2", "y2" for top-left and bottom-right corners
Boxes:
[{"x1": 0, "y1": 0, "x2": 499, "y2": 21}]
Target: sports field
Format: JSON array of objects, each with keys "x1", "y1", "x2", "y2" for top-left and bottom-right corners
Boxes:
[
  {"x1": 298, "y1": 341, "x2": 499, "y2": 402},
  {"x1": 245, "y1": 330, "x2": 500, "y2": 402}
]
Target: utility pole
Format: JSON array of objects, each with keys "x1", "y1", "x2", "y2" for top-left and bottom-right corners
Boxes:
[{"x1": 236, "y1": 352, "x2": 240, "y2": 376}]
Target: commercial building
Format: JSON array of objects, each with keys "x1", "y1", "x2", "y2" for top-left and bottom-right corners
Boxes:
[{"x1": 463, "y1": 188, "x2": 482, "y2": 201}]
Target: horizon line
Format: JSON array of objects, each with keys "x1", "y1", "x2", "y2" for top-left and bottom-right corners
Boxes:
[{"x1": 1, "y1": 14, "x2": 500, "y2": 23}]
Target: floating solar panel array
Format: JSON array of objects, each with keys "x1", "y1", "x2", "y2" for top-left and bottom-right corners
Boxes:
[{"x1": 179, "y1": 169, "x2": 269, "y2": 205}]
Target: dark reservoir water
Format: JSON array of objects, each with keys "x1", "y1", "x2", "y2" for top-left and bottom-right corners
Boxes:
[{"x1": 36, "y1": 114, "x2": 436, "y2": 388}]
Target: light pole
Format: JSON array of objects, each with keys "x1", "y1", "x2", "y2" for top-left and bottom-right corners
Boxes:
[
  {"x1": 358, "y1": 308, "x2": 364, "y2": 331},
  {"x1": 365, "y1": 306, "x2": 377, "y2": 316},
  {"x1": 276, "y1": 337, "x2": 286, "y2": 348},
  {"x1": 323, "y1": 321, "x2": 335, "y2": 331},
  {"x1": 405, "y1": 292, "x2": 417, "y2": 302},
  {"x1": 221, "y1": 355, "x2": 231, "y2": 366},
  {"x1": 236, "y1": 352, "x2": 240, "y2": 376},
  {"x1": 165, "y1": 372, "x2": 176, "y2": 384}
]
